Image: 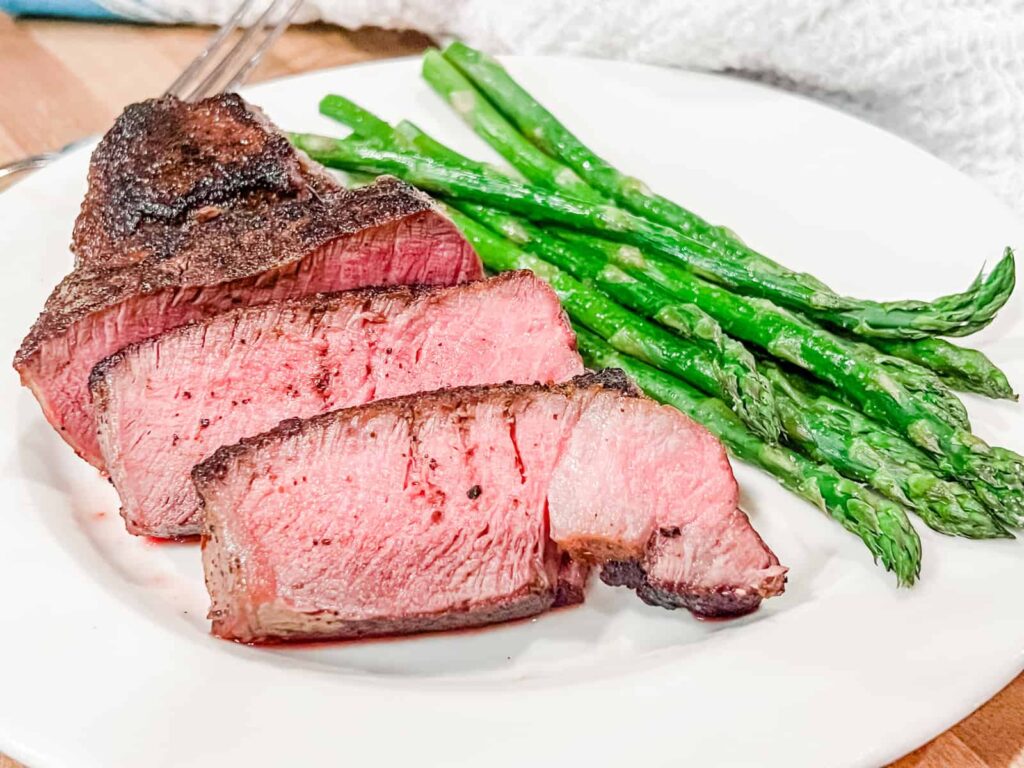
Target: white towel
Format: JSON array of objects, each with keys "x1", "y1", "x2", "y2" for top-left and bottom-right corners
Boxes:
[{"x1": 131, "y1": 0, "x2": 1024, "y2": 213}]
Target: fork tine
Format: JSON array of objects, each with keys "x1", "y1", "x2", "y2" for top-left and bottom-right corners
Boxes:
[
  {"x1": 179, "y1": 0, "x2": 298, "y2": 103},
  {"x1": 2, "y1": 0, "x2": 298, "y2": 190},
  {"x1": 221, "y1": 0, "x2": 304, "y2": 93},
  {"x1": 164, "y1": 0, "x2": 258, "y2": 99}
]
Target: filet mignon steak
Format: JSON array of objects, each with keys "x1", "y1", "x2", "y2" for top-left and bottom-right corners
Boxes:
[
  {"x1": 92, "y1": 271, "x2": 583, "y2": 539},
  {"x1": 14, "y1": 94, "x2": 481, "y2": 467},
  {"x1": 195, "y1": 371, "x2": 786, "y2": 643}
]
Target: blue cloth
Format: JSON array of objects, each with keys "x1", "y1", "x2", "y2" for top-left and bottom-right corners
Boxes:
[{"x1": 0, "y1": 0, "x2": 119, "y2": 18}]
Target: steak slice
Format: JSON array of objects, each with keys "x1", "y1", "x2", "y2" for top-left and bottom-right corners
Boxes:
[
  {"x1": 14, "y1": 93, "x2": 481, "y2": 467},
  {"x1": 91, "y1": 271, "x2": 583, "y2": 539},
  {"x1": 195, "y1": 371, "x2": 786, "y2": 643}
]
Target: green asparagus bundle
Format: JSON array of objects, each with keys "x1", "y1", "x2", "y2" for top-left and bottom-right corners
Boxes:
[
  {"x1": 434, "y1": 42, "x2": 1016, "y2": 341},
  {"x1": 762, "y1": 362, "x2": 1012, "y2": 537},
  {"x1": 290, "y1": 133, "x2": 1015, "y2": 342},
  {"x1": 575, "y1": 326, "x2": 923, "y2": 586}
]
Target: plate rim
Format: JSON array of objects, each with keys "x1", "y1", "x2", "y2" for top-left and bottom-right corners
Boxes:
[{"x1": 1, "y1": 54, "x2": 1022, "y2": 768}]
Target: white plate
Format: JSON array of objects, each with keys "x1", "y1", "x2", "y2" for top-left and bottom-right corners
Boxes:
[{"x1": 0, "y1": 57, "x2": 1022, "y2": 768}]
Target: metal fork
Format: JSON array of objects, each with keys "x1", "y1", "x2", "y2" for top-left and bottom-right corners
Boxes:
[{"x1": 0, "y1": 0, "x2": 303, "y2": 189}]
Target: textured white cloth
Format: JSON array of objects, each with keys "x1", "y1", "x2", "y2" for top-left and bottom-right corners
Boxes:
[{"x1": 145, "y1": 0, "x2": 1024, "y2": 212}]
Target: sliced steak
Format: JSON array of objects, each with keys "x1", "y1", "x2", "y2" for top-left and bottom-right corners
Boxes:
[
  {"x1": 91, "y1": 271, "x2": 583, "y2": 539},
  {"x1": 195, "y1": 371, "x2": 786, "y2": 643},
  {"x1": 14, "y1": 93, "x2": 481, "y2": 467}
]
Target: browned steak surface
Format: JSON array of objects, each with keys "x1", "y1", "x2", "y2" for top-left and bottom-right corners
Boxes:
[{"x1": 19, "y1": 94, "x2": 441, "y2": 360}]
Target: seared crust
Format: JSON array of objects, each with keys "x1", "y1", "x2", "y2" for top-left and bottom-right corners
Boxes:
[
  {"x1": 600, "y1": 543, "x2": 787, "y2": 618},
  {"x1": 15, "y1": 94, "x2": 439, "y2": 365},
  {"x1": 72, "y1": 93, "x2": 306, "y2": 253},
  {"x1": 553, "y1": 552, "x2": 590, "y2": 608},
  {"x1": 211, "y1": 583, "x2": 554, "y2": 644},
  {"x1": 192, "y1": 369, "x2": 638, "y2": 490}
]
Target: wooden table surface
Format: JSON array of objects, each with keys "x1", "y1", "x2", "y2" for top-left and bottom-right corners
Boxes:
[{"x1": 0, "y1": 14, "x2": 1021, "y2": 768}]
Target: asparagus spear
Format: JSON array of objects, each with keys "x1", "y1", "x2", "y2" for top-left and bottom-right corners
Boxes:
[
  {"x1": 421, "y1": 49, "x2": 603, "y2": 201},
  {"x1": 440, "y1": 41, "x2": 1015, "y2": 340},
  {"x1": 837, "y1": 336, "x2": 971, "y2": 433},
  {"x1": 319, "y1": 94, "x2": 399, "y2": 144},
  {"x1": 540, "y1": 230, "x2": 1024, "y2": 515},
  {"x1": 440, "y1": 42, "x2": 737, "y2": 242},
  {"x1": 574, "y1": 326, "x2": 922, "y2": 586},
  {"x1": 288, "y1": 133, "x2": 1015, "y2": 341},
  {"x1": 827, "y1": 251, "x2": 1015, "y2": 340},
  {"x1": 873, "y1": 337, "x2": 1017, "y2": 401},
  {"x1": 458, "y1": 203, "x2": 781, "y2": 441},
  {"x1": 763, "y1": 363, "x2": 1011, "y2": 537},
  {"x1": 395, "y1": 120, "x2": 505, "y2": 175},
  {"x1": 439, "y1": 204, "x2": 776, "y2": 435}
]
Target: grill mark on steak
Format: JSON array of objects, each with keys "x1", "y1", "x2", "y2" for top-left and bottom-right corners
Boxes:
[{"x1": 507, "y1": 412, "x2": 527, "y2": 485}]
